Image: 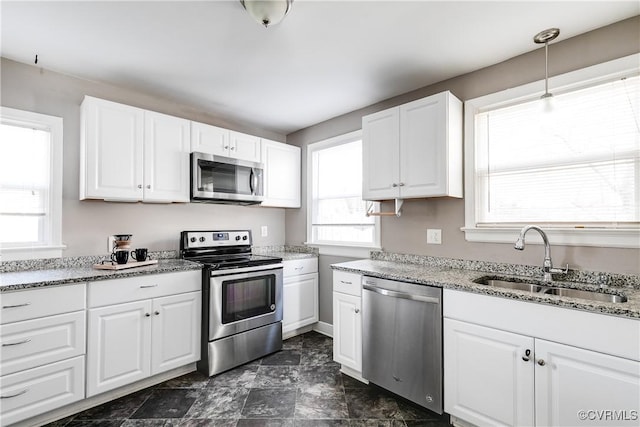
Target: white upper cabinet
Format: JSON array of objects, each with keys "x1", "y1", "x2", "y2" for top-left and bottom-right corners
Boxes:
[
  {"x1": 261, "y1": 139, "x2": 301, "y2": 208},
  {"x1": 143, "y1": 111, "x2": 190, "y2": 202},
  {"x1": 80, "y1": 96, "x2": 190, "y2": 203},
  {"x1": 362, "y1": 91, "x2": 463, "y2": 200},
  {"x1": 190, "y1": 122, "x2": 261, "y2": 163}
]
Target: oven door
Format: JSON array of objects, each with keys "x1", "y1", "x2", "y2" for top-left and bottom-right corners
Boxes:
[{"x1": 209, "y1": 265, "x2": 283, "y2": 341}]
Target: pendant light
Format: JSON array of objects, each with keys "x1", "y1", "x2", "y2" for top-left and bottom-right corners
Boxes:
[
  {"x1": 240, "y1": 0, "x2": 293, "y2": 28},
  {"x1": 534, "y1": 28, "x2": 560, "y2": 113}
]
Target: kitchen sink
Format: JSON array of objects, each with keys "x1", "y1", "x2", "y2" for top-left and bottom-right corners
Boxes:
[
  {"x1": 542, "y1": 287, "x2": 627, "y2": 303},
  {"x1": 474, "y1": 276, "x2": 627, "y2": 303},
  {"x1": 482, "y1": 279, "x2": 544, "y2": 293}
]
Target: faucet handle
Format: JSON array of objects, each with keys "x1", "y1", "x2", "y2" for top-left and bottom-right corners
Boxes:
[{"x1": 549, "y1": 264, "x2": 569, "y2": 275}]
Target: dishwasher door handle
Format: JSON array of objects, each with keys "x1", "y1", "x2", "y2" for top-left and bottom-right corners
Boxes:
[{"x1": 363, "y1": 284, "x2": 440, "y2": 304}]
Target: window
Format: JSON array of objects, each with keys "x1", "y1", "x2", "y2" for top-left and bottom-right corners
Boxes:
[
  {"x1": 0, "y1": 107, "x2": 64, "y2": 260},
  {"x1": 307, "y1": 130, "x2": 380, "y2": 256},
  {"x1": 464, "y1": 54, "x2": 640, "y2": 248}
]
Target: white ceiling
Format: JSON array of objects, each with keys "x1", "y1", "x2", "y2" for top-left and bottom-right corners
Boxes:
[{"x1": 1, "y1": 1, "x2": 638, "y2": 135}]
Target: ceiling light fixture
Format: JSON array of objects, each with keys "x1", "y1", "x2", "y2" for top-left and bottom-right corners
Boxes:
[
  {"x1": 534, "y1": 27, "x2": 560, "y2": 112},
  {"x1": 240, "y1": 0, "x2": 293, "y2": 28}
]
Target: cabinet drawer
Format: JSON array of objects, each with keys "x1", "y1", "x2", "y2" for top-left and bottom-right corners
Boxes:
[
  {"x1": 0, "y1": 356, "x2": 85, "y2": 426},
  {"x1": 0, "y1": 311, "x2": 85, "y2": 376},
  {"x1": 88, "y1": 270, "x2": 201, "y2": 307},
  {"x1": 284, "y1": 258, "x2": 318, "y2": 277},
  {"x1": 1, "y1": 284, "x2": 86, "y2": 325},
  {"x1": 333, "y1": 271, "x2": 362, "y2": 296}
]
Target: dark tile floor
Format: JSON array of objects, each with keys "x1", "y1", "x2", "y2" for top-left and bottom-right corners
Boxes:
[{"x1": 48, "y1": 331, "x2": 450, "y2": 427}]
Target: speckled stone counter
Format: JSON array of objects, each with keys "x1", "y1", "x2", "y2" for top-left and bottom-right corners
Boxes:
[
  {"x1": 0, "y1": 259, "x2": 202, "y2": 293},
  {"x1": 253, "y1": 245, "x2": 318, "y2": 261},
  {"x1": 331, "y1": 255, "x2": 640, "y2": 320}
]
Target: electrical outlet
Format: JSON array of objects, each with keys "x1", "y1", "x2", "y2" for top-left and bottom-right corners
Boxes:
[
  {"x1": 427, "y1": 229, "x2": 442, "y2": 245},
  {"x1": 107, "y1": 236, "x2": 115, "y2": 253},
  {"x1": 261, "y1": 226, "x2": 268, "y2": 237}
]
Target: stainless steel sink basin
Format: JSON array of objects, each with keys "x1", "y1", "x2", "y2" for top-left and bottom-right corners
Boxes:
[
  {"x1": 483, "y1": 279, "x2": 544, "y2": 293},
  {"x1": 474, "y1": 276, "x2": 627, "y2": 303},
  {"x1": 543, "y1": 287, "x2": 628, "y2": 303}
]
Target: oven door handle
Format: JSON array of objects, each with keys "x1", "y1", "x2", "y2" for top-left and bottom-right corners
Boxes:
[{"x1": 209, "y1": 264, "x2": 284, "y2": 277}]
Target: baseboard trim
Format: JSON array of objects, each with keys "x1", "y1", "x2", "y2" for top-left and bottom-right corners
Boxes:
[
  {"x1": 12, "y1": 364, "x2": 196, "y2": 427},
  {"x1": 313, "y1": 321, "x2": 333, "y2": 338}
]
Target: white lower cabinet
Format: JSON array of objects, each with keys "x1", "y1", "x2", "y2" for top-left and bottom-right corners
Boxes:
[
  {"x1": 444, "y1": 289, "x2": 640, "y2": 427},
  {"x1": 282, "y1": 258, "x2": 318, "y2": 337},
  {"x1": 332, "y1": 271, "x2": 363, "y2": 376},
  {"x1": 0, "y1": 284, "x2": 86, "y2": 426},
  {"x1": 86, "y1": 271, "x2": 201, "y2": 397}
]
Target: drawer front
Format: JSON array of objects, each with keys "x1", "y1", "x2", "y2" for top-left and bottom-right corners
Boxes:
[
  {"x1": 0, "y1": 356, "x2": 85, "y2": 426},
  {"x1": 88, "y1": 270, "x2": 201, "y2": 308},
  {"x1": 333, "y1": 270, "x2": 362, "y2": 297},
  {"x1": 0, "y1": 311, "x2": 85, "y2": 376},
  {"x1": 283, "y1": 257, "x2": 318, "y2": 277},
  {"x1": 1, "y1": 284, "x2": 86, "y2": 325}
]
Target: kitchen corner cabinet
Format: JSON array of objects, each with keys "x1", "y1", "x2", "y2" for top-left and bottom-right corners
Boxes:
[
  {"x1": 261, "y1": 139, "x2": 301, "y2": 208},
  {"x1": 362, "y1": 91, "x2": 462, "y2": 200},
  {"x1": 282, "y1": 258, "x2": 318, "y2": 337},
  {"x1": 190, "y1": 121, "x2": 261, "y2": 163},
  {"x1": 332, "y1": 270, "x2": 363, "y2": 377},
  {"x1": 86, "y1": 271, "x2": 201, "y2": 397},
  {"x1": 80, "y1": 96, "x2": 190, "y2": 203},
  {"x1": 0, "y1": 284, "x2": 86, "y2": 426},
  {"x1": 444, "y1": 289, "x2": 640, "y2": 427}
]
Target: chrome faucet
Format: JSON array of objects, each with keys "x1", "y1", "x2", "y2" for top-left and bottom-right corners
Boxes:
[{"x1": 514, "y1": 225, "x2": 569, "y2": 282}]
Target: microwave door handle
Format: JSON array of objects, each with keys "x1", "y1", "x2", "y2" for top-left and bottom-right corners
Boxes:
[{"x1": 250, "y1": 168, "x2": 257, "y2": 195}]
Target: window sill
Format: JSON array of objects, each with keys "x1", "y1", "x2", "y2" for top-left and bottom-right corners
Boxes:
[
  {"x1": 462, "y1": 227, "x2": 640, "y2": 249},
  {"x1": 0, "y1": 245, "x2": 67, "y2": 261},
  {"x1": 304, "y1": 242, "x2": 381, "y2": 258}
]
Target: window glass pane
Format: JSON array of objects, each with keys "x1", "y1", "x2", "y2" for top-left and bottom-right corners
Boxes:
[
  {"x1": 0, "y1": 123, "x2": 51, "y2": 244},
  {"x1": 476, "y1": 75, "x2": 640, "y2": 226},
  {"x1": 310, "y1": 137, "x2": 377, "y2": 246}
]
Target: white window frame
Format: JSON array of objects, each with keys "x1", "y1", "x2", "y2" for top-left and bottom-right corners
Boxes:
[
  {"x1": 1, "y1": 107, "x2": 65, "y2": 260},
  {"x1": 305, "y1": 129, "x2": 381, "y2": 258},
  {"x1": 463, "y1": 53, "x2": 640, "y2": 249}
]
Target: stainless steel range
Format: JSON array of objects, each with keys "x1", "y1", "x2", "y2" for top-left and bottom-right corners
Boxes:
[{"x1": 180, "y1": 230, "x2": 283, "y2": 376}]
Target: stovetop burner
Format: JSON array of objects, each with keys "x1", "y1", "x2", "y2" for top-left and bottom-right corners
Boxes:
[{"x1": 180, "y1": 230, "x2": 282, "y2": 270}]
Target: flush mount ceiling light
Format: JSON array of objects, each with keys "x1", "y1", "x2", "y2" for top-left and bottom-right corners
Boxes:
[
  {"x1": 240, "y1": 0, "x2": 293, "y2": 28},
  {"x1": 534, "y1": 28, "x2": 560, "y2": 112}
]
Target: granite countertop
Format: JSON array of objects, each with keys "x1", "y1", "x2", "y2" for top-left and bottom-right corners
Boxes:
[
  {"x1": 332, "y1": 258, "x2": 640, "y2": 320},
  {"x1": 253, "y1": 245, "x2": 318, "y2": 262},
  {"x1": 0, "y1": 259, "x2": 202, "y2": 293}
]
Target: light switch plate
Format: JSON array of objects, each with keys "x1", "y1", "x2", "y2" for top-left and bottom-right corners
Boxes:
[
  {"x1": 427, "y1": 229, "x2": 442, "y2": 245},
  {"x1": 261, "y1": 226, "x2": 268, "y2": 237}
]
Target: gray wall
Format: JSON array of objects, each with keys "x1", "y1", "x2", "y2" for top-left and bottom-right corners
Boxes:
[
  {"x1": 286, "y1": 16, "x2": 640, "y2": 279},
  {"x1": 1, "y1": 58, "x2": 288, "y2": 257}
]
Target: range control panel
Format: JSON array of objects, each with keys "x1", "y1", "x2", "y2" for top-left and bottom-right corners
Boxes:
[{"x1": 182, "y1": 230, "x2": 251, "y2": 249}]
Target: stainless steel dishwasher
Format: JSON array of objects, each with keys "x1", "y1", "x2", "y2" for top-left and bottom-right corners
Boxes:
[{"x1": 362, "y1": 275, "x2": 443, "y2": 414}]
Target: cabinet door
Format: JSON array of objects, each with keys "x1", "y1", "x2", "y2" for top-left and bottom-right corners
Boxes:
[
  {"x1": 400, "y1": 93, "x2": 447, "y2": 198},
  {"x1": 86, "y1": 300, "x2": 152, "y2": 397},
  {"x1": 81, "y1": 96, "x2": 144, "y2": 201},
  {"x1": 143, "y1": 111, "x2": 190, "y2": 202},
  {"x1": 283, "y1": 273, "x2": 318, "y2": 334},
  {"x1": 261, "y1": 140, "x2": 301, "y2": 207},
  {"x1": 230, "y1": 130, "x2": 261, "y2": 162},
  {"x1": 151, "y1": 292, "x2": 201, "y2": 375},
  {"x1": 444, "y1": 319, "x2": 535, "y2": 427},
  {"x1": 535, "y1": 339, "x2": 640, "y2": 427},
  {"x1": 332, "y1": 292, "x2": 362, "y2": 372},
  {"x1": 362, "y1": 107, "x2": 400, "y2": 200},
  {"x1": 190, "y1": 121, "x2": 229, "y2": 156}
]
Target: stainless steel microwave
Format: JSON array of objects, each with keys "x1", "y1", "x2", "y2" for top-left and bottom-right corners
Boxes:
[{"x1": 191, "y1": 152, "x2": 264, "y2": 205}]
